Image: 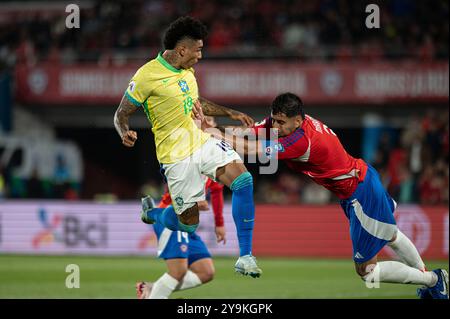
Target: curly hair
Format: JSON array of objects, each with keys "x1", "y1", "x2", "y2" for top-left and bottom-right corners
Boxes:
[{"x1": 163, "y1": 16, "x2": 208, "y2": 50}]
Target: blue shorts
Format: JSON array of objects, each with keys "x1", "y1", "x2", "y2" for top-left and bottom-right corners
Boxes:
[
  {"x1": 152, "y1": 223, "x2": 211, "y2": 265},
  {"x1": 340, "y1": 165, "x2": 398, "y2": 264}
]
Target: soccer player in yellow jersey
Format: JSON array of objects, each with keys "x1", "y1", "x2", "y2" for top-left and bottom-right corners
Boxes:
[{"x1": 114, "y1": 16, "x2": 261, "y2": 278}]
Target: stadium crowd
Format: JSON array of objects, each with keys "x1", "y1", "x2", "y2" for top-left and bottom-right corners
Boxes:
[
  {"x1": 0, "y1": 0, "x2": 448, "y2": 67},
  {"x1": 373, "y1": 110, "x2": 449, "y2": 206},
  {"x1": 0, "y1": 0, "x2": 447, "y2": 205},
  {"x1": 0, "y1": 159, "x2": 80, "y2": 201}
]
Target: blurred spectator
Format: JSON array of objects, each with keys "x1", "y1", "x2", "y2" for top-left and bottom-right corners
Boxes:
[
  {"x1": 27, "y1": 168, "x2": 44, "y2": 199},
  {"x1": 63, "y1": 182, "x2": 79, "y2": 200},
  {"x1": 375, "y1": 109, "x2": 448, "y2": 205},
  {"x1": 301, "y1": 182, "x2": 332, "y2": 204},
  {"x1": 208, "y1": 20, "x2": 237, "y2": 53},
  {"x1": 276, "y1": 172, "x2": 302, "y2": 204},
  {"x1": 282, "y1": 21, "x2": 319, "y2": 51},
  {"x1": 372, "y1": 132, "x2": 393, "y2": 171},
  {"x1": 377, "y1": 167, "x2": 392, "y2": 189},
  {"x1": 53, "y1": 154, "x2": 70, "y2": 198},
  {"x1": 418, "y1": 164, "x2": 444, "y2": 204},
  {"x1": 421, "y1": 109, "x2": 447, "y2": 163},
  {"x1": 140, "y1": 179, "x2": 164, "y2": 200},
  {"x1": 0, "y1": 165, "x2": 5, "y2": 199},
  {"x1": 0, "y1": 0, "x2": 448, "y2": 64},
  {"x1": 9, "y1": 175, "x2": 27, "y2": 198},
  {"x1": 417, "y1": 35, "x2": 436, "y2": 61},
  {"x1": 386, "y1": 141, "x2": 408, "y2": 198},
  {"x1": 398, "y1": 165, "x2": 414, "y2": 203},
  {"x1": 256, "y1": 179, "x2": 288, "y2": 204}
]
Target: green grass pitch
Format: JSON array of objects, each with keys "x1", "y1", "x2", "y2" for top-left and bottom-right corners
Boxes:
[{"x1": 0, "y1": 255, "x2": 447, "y2": 299}]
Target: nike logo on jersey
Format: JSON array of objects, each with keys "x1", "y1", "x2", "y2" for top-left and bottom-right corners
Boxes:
[
  {"x1": 162, "y1": 79, "x2": 169, "y2": 84},
  {"x1": 243, "y1": 219, "x2": 254, "y2": 223}
]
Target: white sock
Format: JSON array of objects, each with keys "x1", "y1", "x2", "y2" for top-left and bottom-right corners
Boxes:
[
  {"x1": 148, "y1": 273, "x2": 179, "y2": 299},
  {"x1": 363, "y1": 261, "x2": 438, "y2": 287},
  {"x1": 175, "y1": 270, "x2": 202, "y2": 291},
  {"x1": 388, "y1": 230, "x2": 426, "y2": 271}
]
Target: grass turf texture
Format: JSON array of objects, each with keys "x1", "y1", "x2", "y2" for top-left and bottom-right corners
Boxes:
[{"x1": 0, "y1": 255, "x2": 447, "y2": 299}]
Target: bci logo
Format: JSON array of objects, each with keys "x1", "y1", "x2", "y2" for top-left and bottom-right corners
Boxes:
[
  {"x1": 33, "y1": 209, "x2": 107, "y2": 248},
  {"x1": 63, "y1": 216, "x2": 107, "y2": 247}
]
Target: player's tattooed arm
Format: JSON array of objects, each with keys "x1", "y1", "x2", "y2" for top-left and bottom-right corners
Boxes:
[
  {"x1": 198, "y1": 97, "x2": 254, "y2": 127},
  {"x1": 114, "y1": 95, "x2": 139, "y2": 147}
]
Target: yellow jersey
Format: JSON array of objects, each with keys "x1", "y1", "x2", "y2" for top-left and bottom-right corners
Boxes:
[{"x1": 125, "y1": 52, "x2": 210, "y2": 164}]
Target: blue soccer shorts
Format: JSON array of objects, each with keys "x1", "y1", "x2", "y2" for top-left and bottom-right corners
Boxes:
[
  {"x1": 152, "y1": 223, "x2": 211, "y2": 265},
  {"x1": 340, "y1": 165, "x2": 398, "y2": 264}
]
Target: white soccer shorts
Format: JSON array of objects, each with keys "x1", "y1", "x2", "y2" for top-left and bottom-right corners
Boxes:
[{"x1": 161, "y1": 137, "x2": 242, "y2": 215}]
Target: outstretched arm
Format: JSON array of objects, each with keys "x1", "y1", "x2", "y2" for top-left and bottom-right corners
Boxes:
[
  {"x1": 216, "y1": 125, "x2": 255, "y2": 138},
  {"x1": 198, "y1": 97, "x2": 254, "y2": 127},
  {"x1": 114, "y1": 95, "x2": 139, "y2": 147},
  {"x1": 209, "y1": 127, "x2": 260, "y2": 156}
]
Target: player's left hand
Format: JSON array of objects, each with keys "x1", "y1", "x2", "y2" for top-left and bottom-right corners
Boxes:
[
  {"x1": 230, "y1": 111, "x2": 254, "y2": 127},
  {"x1": 215, "y1": 226, "x2": 226, "y2": 244}
]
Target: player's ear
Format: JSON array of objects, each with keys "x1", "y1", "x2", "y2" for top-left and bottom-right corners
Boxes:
[
  {"x1": 295, "y1": 115, "x2": 303, "y2": 127},
  {"x1": 176, "y1": 44, "x2": 186, "y2": 57}
]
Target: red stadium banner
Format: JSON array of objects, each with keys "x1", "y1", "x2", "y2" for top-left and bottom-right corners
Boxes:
[
  {"x1": 252, "y1": 204, "x2": 448, "y2": 260},
  {"x1": 15, "y1": 61, "x2": 448, "y2": 105}
]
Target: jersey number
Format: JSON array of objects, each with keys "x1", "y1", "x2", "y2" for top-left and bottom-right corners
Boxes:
[
  {"x1": 310, "y1": 117, "x2": 337, "y2": 136},
  {"x1": 177, "y1": 231, "x2": 189, "y2": 243},
  {"x1": 323, "y1": 124, "x2": 337, "y2": 136},
  {"x1": 183, "y1": 96, "x2": 193, "y2": 115},
  {"x1": 217, "y1": 140, "x2": 233, "y2": 152}
]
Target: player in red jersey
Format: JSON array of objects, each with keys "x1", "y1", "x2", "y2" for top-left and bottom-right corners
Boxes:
[{"x1": 210, "y1": 93, "x2": 448, "y2": 299}]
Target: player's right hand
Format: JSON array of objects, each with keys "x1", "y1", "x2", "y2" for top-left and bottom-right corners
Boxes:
[
  {"x1": 230, "y1": 111, "x2": 254, "y2": 127},
  {"x1": 215, "y1": 226, "x2": 226, "y2": 244},
  {"x1": 122, "y1": 130, "x2": 137, "y2": 147}
]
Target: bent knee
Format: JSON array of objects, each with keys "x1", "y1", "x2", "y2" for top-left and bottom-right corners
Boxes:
[
  {"x1": 205, "y1": 267, "x2": 215, "y2": 283},
  {"x1": 199, "y1": 268, "x2": 215, "y2": 283}
]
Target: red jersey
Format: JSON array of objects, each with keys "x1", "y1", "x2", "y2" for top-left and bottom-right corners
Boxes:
[
  {"x1": 253, "y1": 115, "x2": 368, "y2": 199},
  {"x1": 158, "y1": 179, "x2": 225, "y2": 226}
]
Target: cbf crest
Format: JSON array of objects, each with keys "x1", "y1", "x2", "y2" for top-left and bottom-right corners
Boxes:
[
  {"x1": 178, "y1": 80, "x2": 189, "y2": 93},
  {"x1": 174, "y1": 196, "x2": 184, "y2": 208}
]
